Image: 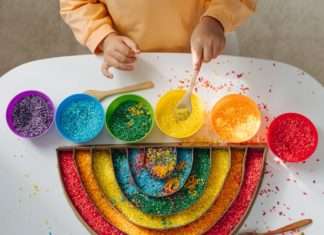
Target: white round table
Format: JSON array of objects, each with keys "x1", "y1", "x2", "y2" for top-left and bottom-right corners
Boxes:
[{"x1": 0, "y1": 53, "x2": 323, "y2": 234}]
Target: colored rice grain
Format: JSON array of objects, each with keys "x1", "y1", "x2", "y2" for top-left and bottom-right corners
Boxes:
[
  {"x1": 109, "y1": 101, "x2": 152, "y2": 141},
  {"x1": 92, "y1": 149, "x2": 230, "y2": 230},
  {"x1": 146, "y1": 147, "x2": 177, "y2": 179},
  {"x1": 112, "y1": 148, "x2": 211, "y2": 216},
  {"x1": 60, "y1": 99, "x2": 103, "y2": 142},
  {"x1": 58, "y1": 151, "x2": 122, "y2": 235},
  {"x1": 128, "y1": 148, "x2": 193, "y2": 197},
  {"x1": 153, "y1": 148, "x2": 245, "y2": 235},
  {"x1": 59, "y1": 147, "x2": 261, "y2": 235},
  {"x1": 268, "y1": 113, "x2": 318, "y2": 162},
  {"x1": 211, "y1": 94, "x2": 261, "y2": 143},
  {"x1": 154, "y1": 148, "x2": 231, "y2": 234},
  {"x1": 75, "y1": 150, "x2": 155, "y2": 235},
  {"x1": 58, "y1": 147, "x2": 254, "y2": 235},
  {"x1": 12, "y1": 95, "x2": 53, "y2": 137},
  {"x1": 207, "y1": 148, "x2": 265, "y2": 235},
  {"x1": 155, "y1": 90, "x2": 204, "y2": 138}
]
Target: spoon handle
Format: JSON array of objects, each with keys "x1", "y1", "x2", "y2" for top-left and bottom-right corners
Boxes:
[
  {"x1": 263, "y1": 219, "x2": 312, "y2": 235},
  {"x1": 85, "y1": 81, "x2": 154, "y2": 101}
]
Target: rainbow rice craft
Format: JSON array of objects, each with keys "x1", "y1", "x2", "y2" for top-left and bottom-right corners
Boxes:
[{"x1": 57, "y1": 143, "x2": 266, "y2": 235}]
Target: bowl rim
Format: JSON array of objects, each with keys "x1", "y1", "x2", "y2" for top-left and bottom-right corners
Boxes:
[
  {"x1": 267, "y1": 112, "x2": 318, "y2": 162},
  {"x1": 55, "y1": 93, "x2": 105, "y2": 143},
  {"x1": 210, "y1": 94, "x2": 262, "y2": 143},
  {"x1": 6, "y1": 90, "x2": 55, "y2": 138},
  {"x1": 155, "y1": 89, "x2": 205, "y2": 139},
  {"x1": 105, "y1": 94, "x2": 154, "y2": 143}
]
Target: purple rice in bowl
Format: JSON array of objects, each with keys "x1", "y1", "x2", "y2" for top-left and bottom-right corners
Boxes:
[{"x1": 6, "y1": 90, "x2": 55, "y2": 138}]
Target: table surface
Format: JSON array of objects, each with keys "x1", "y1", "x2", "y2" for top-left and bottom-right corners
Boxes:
[{"x1": 0, "y1": 53, "x2": 323, "y2": 235}]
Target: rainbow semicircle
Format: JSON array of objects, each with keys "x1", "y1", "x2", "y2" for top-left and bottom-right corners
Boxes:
[{"x1": 57, "y1": 144, "x2": 266, "y2": 235}]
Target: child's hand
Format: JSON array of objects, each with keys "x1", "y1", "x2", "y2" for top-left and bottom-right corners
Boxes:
[
  {"x1": 101, "y1": 33, "x2": 140, "y2": 78},
  {"x1": 191, "y1": 16, "x2": 225, "y2": 71}
]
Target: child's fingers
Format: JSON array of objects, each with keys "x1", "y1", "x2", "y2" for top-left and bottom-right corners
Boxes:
[
  {"x1": 106, "y1": 57, "x2": 135, "y2": 71},
  {"x1": 121, "y1": 37, "x2": 140, "y2": 54},
  {"x1": 117, "y1": 63, "x2": 135, "y2": 71},
  {"x1": 212, "y1": 43, "x2": 221, "y2": 59},
  {"x1": 212, "y1": 44, "x2": 218, "y2": 58},
  {"x1": 114, "y1": 42, "x2": 134, "y2": 56},
  {"x1": 101, "y1": 63, "x2": 113, "y2": 79},
  {"x1": 203, "y1": 44, "x2": 213, "y2": 63},
  {"x1": 191, "y1": 44, "x2": 203, "y2": 71},
  {"x1": 115, "y1": 42, "x2": 137, "y2": 58},
  {"x1": 112, "y1": 50, "x2": 136, "y2": 64},
  {"x1": 213, "y1": 39, "x2": 225, "y2": 58}
]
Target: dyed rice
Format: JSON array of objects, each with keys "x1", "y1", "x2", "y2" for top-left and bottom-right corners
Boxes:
[
  {"x1": 92, "y1": 149, "x2": 230, "y2": 230},
  {"x1": 153, "y1": 148, "x2": 245, "y2": 235},
  {"x1": 60, "y1": 99, "x2": 103, "y2": 142},
  {"x1": 268, "y1": 113, "x2": 318, "y2": 162},
  {"x1": 211, "y1": 94, "x2": 261, "y2": 143},
  {"x1": 146, "y1": 147, "x2": 177, "y2": 179},
  {"x1": 58, "y1": 151, "x2": 122, "y2": 235},
  {"x1": 128, "y1": 148, "x2": 193, "y2": 197},
  {"x1": 108, "y1": 101, "x2": 152, "y2": 141},
  {"x1": 112, "y1": 148, "x2": 211, "y2": 216},
  {"x1": 207, "y1": 148, "x2": 264, "y2": 234},
  {"x1": 58, "y1": 146, "x2": 265, "y2": 235},
  {"x1": 12, "y1": 95, "x2": 53, "y2": 137},
  {"x1": 155, "y1": 90, "x2": 204, "y2": 138}
]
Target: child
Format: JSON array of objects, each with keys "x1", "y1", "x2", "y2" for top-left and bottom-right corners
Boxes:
[{"x1": 60, "y1": 0, "x2": 255, "y2": 78}]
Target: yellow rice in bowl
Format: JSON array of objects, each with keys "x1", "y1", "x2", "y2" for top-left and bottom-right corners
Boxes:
[{"x1": 155, "y1": 89, "x2": 204, "y2": 138}]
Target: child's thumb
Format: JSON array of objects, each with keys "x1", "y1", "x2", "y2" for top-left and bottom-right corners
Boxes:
[{"x1": 121, "y1": 37, "x2": 140, "y2": 53}]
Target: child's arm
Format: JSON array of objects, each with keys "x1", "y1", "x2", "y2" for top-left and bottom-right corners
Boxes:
[
  {"x1": 60, "y1": 0, "x2": 139, "y2": 78},
  {"x1": 204, "y1": 0, "x2": 256, "y2": 33},
  {"x1": 60, "y1": 0, "x2": 115, "y2": 53},
  {"x1": 191, "y1": 0, "x2": 256, "y2": 69}
]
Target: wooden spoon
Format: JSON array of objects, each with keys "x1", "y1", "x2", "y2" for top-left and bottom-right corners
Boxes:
[
  {"x1": 85, "y1": 81, "x2": 154, "y2": 101},
  {"x1": 238, "y1": 219, "x2": 312, "y2": 235}
]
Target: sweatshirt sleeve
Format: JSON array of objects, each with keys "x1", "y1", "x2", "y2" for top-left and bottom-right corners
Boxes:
[
  {"x1": 60, "y1": 0, "x2": 116, "y2": 53},
  {"x1": 203, "y1": 0, "x2": 256, "y2": 32}
]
